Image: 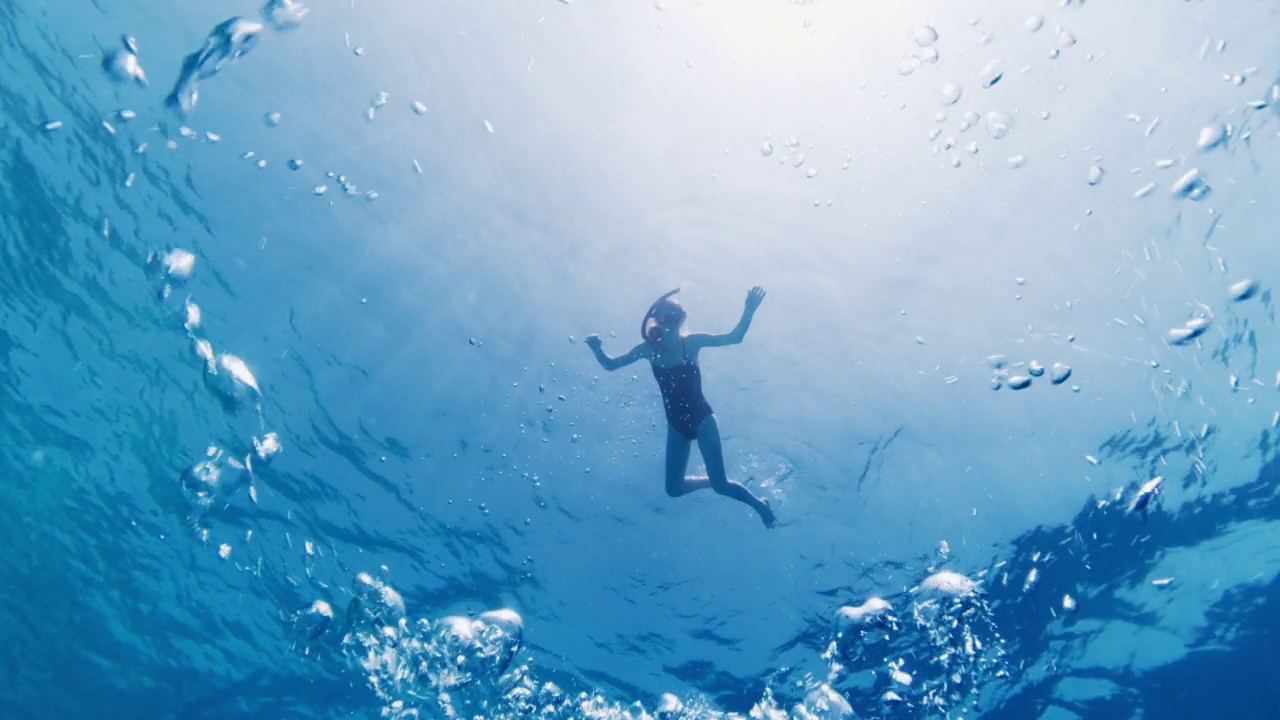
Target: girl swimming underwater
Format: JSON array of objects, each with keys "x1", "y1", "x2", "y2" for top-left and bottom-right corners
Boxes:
[{"x1": 585, "y1": 287, "x2": 777, "y2": 529}]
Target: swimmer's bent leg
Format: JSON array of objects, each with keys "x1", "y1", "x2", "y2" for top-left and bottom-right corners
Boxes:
[{"x1": 696, "y1": 415, "x2": 777, "y2": 528}]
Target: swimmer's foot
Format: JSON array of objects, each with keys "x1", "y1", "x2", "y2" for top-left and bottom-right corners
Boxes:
[{"x1": 758, "y1": 499, "x2": 778, "y2": 529}]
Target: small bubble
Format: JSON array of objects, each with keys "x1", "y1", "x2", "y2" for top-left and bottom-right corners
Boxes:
[
  {"x1": 288, "y1": 158, "x2": 304, "y2": 171},
  {"x1": 1008, "y1": 155, "x2": 1026, "y2": 169},
  {"x1": 985, "y1": 110, "x2": 1013, "y2": 139},
  {"x1": 264, "y1": 111, "x2": 282, "y2": 127},
  {"x1": 1087, "y1": 165, "x2": 1105, "y2": 185},
  {"x1": 918, "y1": 47, "x2": 940, "y2": 64},
  {"x1": 1050, "y1": 363, "x2": 1072, "y2": 385},
  {"x1": 1025, "y1": 15, "x2": 1044, "y2": 32},
  {"x1": 806, "y1": 167, "x2": 818, "y2": 178},
  {"x1": 412, "y1": 101, "x2": 427, "y2": 115},
  {"x1": 941, "y1": 83, "x2": 963, "y2": 105},
  {"x1": 979, "y1": 60, "x2": 1004, "y2": 88},
  {"x1": 1196, "y1": 123, "x2": 1227, "y2": 152},
  {"x1": 1228, "y1": 278, "x2": 1259, "y2": 302},
  {"x1": 760, "y1": 141, "x2": 773, "y2": 157},
  {"x1": 1170, "y1": 169, "x2": 1206, "y2": 199},
  {"x1": 912, "y1": 25, "x2": 939, "y2": 47}
]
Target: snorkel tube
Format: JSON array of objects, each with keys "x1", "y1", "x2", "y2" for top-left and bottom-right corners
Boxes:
[{"x1": 641, "y1": 288, "x2": 681, "y2": 343}]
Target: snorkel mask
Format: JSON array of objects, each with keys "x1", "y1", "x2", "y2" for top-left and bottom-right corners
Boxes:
[{"x1": 641, "y1": 288, "x2": 683, "y2": 342}]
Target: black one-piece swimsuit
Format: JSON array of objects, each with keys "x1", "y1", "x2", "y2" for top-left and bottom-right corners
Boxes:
[{"x1": 651, "y1": 340, "x2": 714, "y2": 440}]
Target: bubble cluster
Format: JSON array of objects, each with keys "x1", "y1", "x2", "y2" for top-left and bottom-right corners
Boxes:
[
  {"x1": 825, "y1": 569, "x2": 1005, "y2": 718},
  {"x1": 992, "y1": 356, "x2": 1074, "y2": 393}
]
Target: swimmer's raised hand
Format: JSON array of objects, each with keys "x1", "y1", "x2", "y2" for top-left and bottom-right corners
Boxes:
[
  {"x1": 584, "y1": 334, "x2": 602, "y2": 349},
  {"x1": 745, "y1": 286, "x2": 766, "y2": 312}
]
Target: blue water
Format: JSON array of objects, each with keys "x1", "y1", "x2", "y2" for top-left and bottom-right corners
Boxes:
[{"x1": 3, "y1": 0, "x2": 1280, "y2": 717}]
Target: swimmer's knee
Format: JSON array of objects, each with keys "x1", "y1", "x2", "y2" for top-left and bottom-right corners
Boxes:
[{"x1": 709, "y1": 479, "x2": 732, "y2": 496}]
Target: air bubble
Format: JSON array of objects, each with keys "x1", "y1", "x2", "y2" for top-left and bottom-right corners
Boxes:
[
  {"x1": 1171, "y1": 169, "x2": 1206, "y2": 199},
  {"x1": 978, "y1": 60, "x2": 1004, "y2": 88},
  {"x1": 1025, "y1": 15, "x2": 1044, "y2": 32},
  {"x1": 941, "y1": 83, "x2": 962, "y2": 105},
  {"x1": 985, "y1": 110, "x2": 1013, "y2": 139},
  {"x1": 760, "y1": 141, "x2": 773, "y2": 156},
  {"x1": 1196, "y1": 123, "x2": 1227, "y2": 152},
  {"x1": 912, "y1": 25, "x2": 939, "y2": 47},
  {"x1": 1228, "y1": 278, "x2": 1259, "y2": 302},
  {"x1": 1087, "y1": 165, "x2": 1105, "y2": 185},
  {"x1": 1050, "y1": 363, "x2": 1072, "y2": 385}
]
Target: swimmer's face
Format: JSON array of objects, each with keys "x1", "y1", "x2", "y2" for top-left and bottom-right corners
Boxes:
[{"x1": 655, "y1": 305, "x2": 685, "y2": 328}]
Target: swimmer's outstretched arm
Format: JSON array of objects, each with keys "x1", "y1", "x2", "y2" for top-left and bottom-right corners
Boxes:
[
  {"x1": 584, "y1": 336, "x2": 649, "y2": 371},
  {"x1": 687, "y1": 286, "x2": 766, "y2": 350}
]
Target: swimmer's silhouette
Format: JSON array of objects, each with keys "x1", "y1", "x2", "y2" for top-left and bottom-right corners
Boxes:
[{"x1": 586, "y1": 287, "x2": 777, "y2": 529}]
